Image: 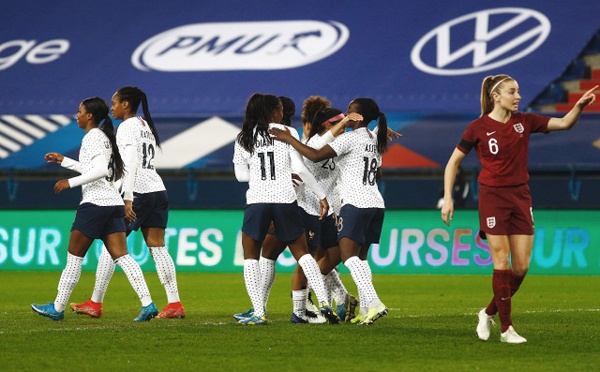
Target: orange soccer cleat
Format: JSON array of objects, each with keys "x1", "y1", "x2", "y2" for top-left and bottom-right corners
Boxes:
[
  {"x1": 156, "y1": 302, "x2": 186, "y2": 319},
  {"x1": 70, "y1": 298, "x2": 103, "y2": 318}
]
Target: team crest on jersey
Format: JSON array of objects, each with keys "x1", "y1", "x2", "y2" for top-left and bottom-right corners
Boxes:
[
  {"x1": 486, "y1": 217, "x2": 496, "y2": 228},
  {"x1": 513, "y1": 123, "x2": 524, "y2": 133}
]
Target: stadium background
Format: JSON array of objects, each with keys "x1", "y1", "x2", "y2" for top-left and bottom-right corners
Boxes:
[{"x1": 1, "y1": 0, "x2": 599, "y2": 275}]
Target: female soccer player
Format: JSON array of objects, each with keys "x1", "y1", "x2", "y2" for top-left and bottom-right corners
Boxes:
[
  {"x1": 70, "y1": 86, "x2": 185, "y2": 319},
  {"x1": 441, "y1": 75, "x2": 597, "y2": 343},
  {"x1": 232, "y1": 93, "x2": 339, "y2": 325},
  {"x1": 32, "y1": 97, "x2": 157, "y2": 322},
  {"x1": 269, "y1": 97, "x2": 391, "y2": 325}
]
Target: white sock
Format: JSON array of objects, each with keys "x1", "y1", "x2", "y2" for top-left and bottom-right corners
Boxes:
[
  {"x1": 259, "y1": 257, "x2": 276, "y2": 309},
  {"x1": 54, "y1": 253, "x2": 83, "y2": 312},
  {"x1": 361, "y1": 259, "x2": 383, "y2": 308},
  {"x1": 325, "y1": 270, "x2": 348, "y2": 306},
  {"x1": 115, "y1": 254, "x2": 152, "y2": 307},
  {"x1": 345, "y1": 256, "x2": 374, "y2": 314},
  {"x1": 292, "y1": 289, "x2": 307, "y2": 316},
  {"x1": 243, "y1": 259, "x2": 264, "y2": 317},
  {"x1": 151, "y1": 246, "x2": 180, "y2": 303},
  {"x1": 298, "y1": 254, "x2": 329, "y2": 307},
  {"x1": 92, "y1": 246, "x2": 115, "y2": 303}
]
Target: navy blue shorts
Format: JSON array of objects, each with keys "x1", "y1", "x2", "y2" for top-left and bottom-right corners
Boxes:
[
  {"x1": 301, "y1": 209, "x2": 320, "y2": 252},
  {"x1": 243, "y1": 202, "x2": 304, "y2": 243},
  {"x1": 320, "y1": 214, "x2": 338, "y2": 250},
  {"x1": 337, "y1": 204, "x2": 384, "y2": 246},
  {"x1": 127, "y1": 191, "x2": 169, "y2": 231},
  {"x1": 71, "y1": 203, "x2": 127, "y2": 240}
]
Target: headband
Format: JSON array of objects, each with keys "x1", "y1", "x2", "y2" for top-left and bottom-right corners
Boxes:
[
  {"x1": 321, "y1": 113, "x2": 345, "y2": 126},
  {"x1": 489, "y1": 77, "x2": 512, "y2": 97}
]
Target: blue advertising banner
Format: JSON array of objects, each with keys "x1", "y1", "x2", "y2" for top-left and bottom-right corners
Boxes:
[{"x1": 0, "y1": 1, "x2": 598, "y2": 116}]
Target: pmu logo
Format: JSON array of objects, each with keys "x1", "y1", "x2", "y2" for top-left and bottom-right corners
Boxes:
[
  {"x1": 411, "y1": 8, "x2": 551, "y2": 75},
  {"x1": 132, "y1": 20, "x2": 349, "y2": 71}
]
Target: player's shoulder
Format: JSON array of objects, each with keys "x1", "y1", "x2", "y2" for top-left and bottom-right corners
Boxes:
[{"x1": 269, "y1": 123, "x2": 299, "y2": 140}]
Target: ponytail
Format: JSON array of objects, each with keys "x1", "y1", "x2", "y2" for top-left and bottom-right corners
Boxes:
[
  {"x1": 115, "y1": 86, "x2": 161, "y2": 148},
  {"x1": 82, "y1": 97, "x2": 124, "y2": 180},
  {"x1": 480, "y1": 74, "x2": 513, "y2": 117},
  {"x1": 349, "y1": 98, "x2": 388, "y2": 154},
  {"x1": 237, "y1": 93, "x2": 278, "y2": 154}
]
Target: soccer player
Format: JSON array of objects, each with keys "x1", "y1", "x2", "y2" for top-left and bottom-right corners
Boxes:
[
  {"x1": 269, "y1": 97, "x2": 391, "y2": 325},
  {"x1": 70, "y1": 86, "x2": 185, "y2": 319},
  {"x1": 441, "y1": 75, "x2": 597, "y2": 343},
  {"x1": 32, "y1": 97, "x2": 157, "y2": 322},
  {"x1": 232, "y1": 93, "x2": 339, "y2": 325}
]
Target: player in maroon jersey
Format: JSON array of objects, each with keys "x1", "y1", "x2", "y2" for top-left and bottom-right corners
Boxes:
[{"x1": 441, "y1": 74, "x2": 597, "y2": 344}]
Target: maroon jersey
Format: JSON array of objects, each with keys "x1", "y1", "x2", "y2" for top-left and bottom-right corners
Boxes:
[{"x1": 457, "y1": 112, "x2": 550, "y2": 187}]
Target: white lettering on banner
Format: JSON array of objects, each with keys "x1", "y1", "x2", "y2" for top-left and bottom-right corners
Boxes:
[
  {"x1": 0, "y1": 39, "x2": 70, "y2": 71},
  {"x1": 12, "y1": 228, "x2": 35, "y2": 265},
  {"x1": 199, "y1": 228, "x2": 223, "y2": 267},
  {"x1": 234, "y1": 231, "x2": 244, "y2": 266},
  {"x1": 425, "y1": 229, "x2": 450, "y2": 266},
  {"x1": 0, "y1": 228, "x2": 8, "y2": 264},
  {"x1": 37, "y1": 228, "x2": 61, "y2": 266},
  {"x1": 131, "y1": 20, "x2": 349, "y2": 72},
  {"x1": 175, "y1": 227, "x2": 225, "y2": 266},
  {"x1": 371, "y1": 229, "x2": 398, "y2": 266},
  {"x1": 399, "y1": 229, "x2": 424, "y2": 266},
  {"x1": 411, "y1": 8, "x2": 550, "y2": 75}
]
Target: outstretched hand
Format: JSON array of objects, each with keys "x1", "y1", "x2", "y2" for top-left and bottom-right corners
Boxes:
[
  {"x1": 45, "y1": 152, "x2": 64, "y2": 164},
  {"x1": 577, "y1": 85, "x2": 598, "y2": 108},
  {"x1": 386, "y1": 127, "x2": 402, "y2": 141}
]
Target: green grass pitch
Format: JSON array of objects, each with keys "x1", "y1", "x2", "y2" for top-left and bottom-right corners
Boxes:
[{"x1": 1, "y1": 272, "x2": 599, "y2": 371}]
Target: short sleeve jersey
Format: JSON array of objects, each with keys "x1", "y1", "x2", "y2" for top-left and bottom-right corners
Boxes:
[
  {"x1": 457, "y1": 112, "x2": 550, "y2": 187},
  {"x1": 79, "y1": 128, "x2": 124, "y2": 206},
  {"x1": 116, "y1": 117, "x2": 166, "y2": 193},
  {"x1": 328, "y1": 127, "x2": 385, "y2": 209},
  {"x1": 296, "y1": 134, "x2": 340, "y2": 216},
  {"x1": 232, "y1": 123, "x2": 299, "y2": 204}
]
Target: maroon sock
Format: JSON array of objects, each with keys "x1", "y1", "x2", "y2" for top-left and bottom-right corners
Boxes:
[
  {"x1": 486, "y1": 270, "x2": 526, "y2": 316},
  {"x1": 491, "y1": 269, "x2": 512, "y2": 332}
]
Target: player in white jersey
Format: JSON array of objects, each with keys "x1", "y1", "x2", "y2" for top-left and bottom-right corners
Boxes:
[
  {"x1": 269, "y1": 98, "x2": 391, "y2": 325},
  {"x1": 70, "y1": 86, "x2": 185, "y2": 319},
  {"x1": 32, "y1": 97, "x2": 157, "y2": 322},
  {"x1": 232, "y1": 93, "x2": 339, "y2": 325}
]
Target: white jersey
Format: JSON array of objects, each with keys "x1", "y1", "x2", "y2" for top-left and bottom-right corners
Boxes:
[
  {"x1": 116, "y1": 116, "x2": 166, "y2": 194},
  {"x1": 296, "y1": 134, "x2": 340, "y2": 216},
  {"x1": 78, "y1": 128, "x2": 124, "y2": 206},
  {"x1": 328, "y1": 127, "x2": 385, "y2": 209},
  {"x1": 232, "y1": 123, "x2": 299, "y2": 204}
]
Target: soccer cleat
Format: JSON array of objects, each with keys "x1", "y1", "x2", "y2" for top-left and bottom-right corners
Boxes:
[
  {"x1": 320, "y1": 303, "x2": 340, "y2": 324},
  {"x1": 351, "y1": 314, "x2": 365, "y2": 324},
  {"x1": 156, "y1": 302, "x2": 186, "y2": 319},
  {"x1": 31, "y1": 302, "x2": 64, "y2": 321},
  {"x1": 134, "y1": 302, "x2": 158, "y2": 322},
  {"x1": 290, "y1": 312, "x2": 309, "y2": 324},
  {"x1": 306, "y1": 293, "x2": 320, "y2": 315},
  {"x1": 360, "y1": 304, "x2": 388, "y2": 325},
  {"x1": 501, "y1": 326, "x2": 527, "y2": 344},
  {"x1": 70, "y1": 298, "x2": 103, "y2": 318},
  {"x1": 476, "y1": 308, "x2": 496, "y2": 341},
  {"x1": 305, "y1": 309, "x2": 327, "y2": 324},
  {"x1": 233, "y1": 308, "x2": 254, "y2": 321},
  {"x1": 239, "y1": 315, "x2": 267, "y2": 325},
  {"x1": 344, "y1": 293, "x2": 359, "y2": 322}
]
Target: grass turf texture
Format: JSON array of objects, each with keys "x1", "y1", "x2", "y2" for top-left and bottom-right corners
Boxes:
[{"x1": 1, "y1": 272, "x2": 599, "y2": 371}]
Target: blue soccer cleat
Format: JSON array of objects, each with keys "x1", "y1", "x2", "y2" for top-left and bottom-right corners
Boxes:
[
  {"x1": 134, "y1": 302, "x2": 158, "y2": 322},
  {"x1": 31, "y1": 302, "x2": 64, "y2": 321},
  {"x1": 335, "y1": 303, "x2": 347, "y2": 322},
  {"x1": 233, "y1": 308, "x2": 254, "y2": 321},
  {"x1": 290, "y1": 312, "x2": 309, "y2": 324}
]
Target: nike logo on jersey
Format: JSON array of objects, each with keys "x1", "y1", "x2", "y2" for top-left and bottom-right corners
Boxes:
[{"x1": 486, "y1": 131, "x2": 496, "y2": 136}]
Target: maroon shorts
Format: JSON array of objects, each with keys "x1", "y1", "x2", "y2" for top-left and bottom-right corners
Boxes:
[{"x1": 478, "y1": 184, "x2": 534, "y2": 238}]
